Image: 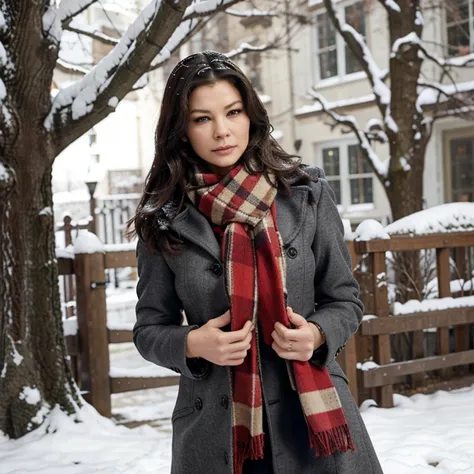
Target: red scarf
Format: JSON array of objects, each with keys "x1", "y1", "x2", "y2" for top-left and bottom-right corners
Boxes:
[{"x1": 187, "y1": 163, "x2": 354, "y2": 473}]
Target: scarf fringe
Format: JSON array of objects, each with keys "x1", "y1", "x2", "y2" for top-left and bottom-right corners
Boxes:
[
  {"x1": 309, "y1": 424, "x2": 356, "y2": 457},
  {"x1": 234, "y1": 434, "x2": 265, "y2": 474}
]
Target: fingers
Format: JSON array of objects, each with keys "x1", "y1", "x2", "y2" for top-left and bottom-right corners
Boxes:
[
  {"x1": 287, "y1": 307, "x2": 307, "y2": 328},
  {"x1": 207, "y1": 310, "x2": 231, "y2": 328},
  {"x1": 220, "y1": 319, "x2": 254, "y2": 344}
]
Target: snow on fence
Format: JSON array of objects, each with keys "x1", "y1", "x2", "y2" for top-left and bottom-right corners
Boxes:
[{"x1": 56, "y1": 229, "x2": 474, "y2": 416}]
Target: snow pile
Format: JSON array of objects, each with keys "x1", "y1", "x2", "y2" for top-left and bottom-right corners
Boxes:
[
  {"x1": 393, "y1": 295, "x2": 474, "y2": 315},
  {"x1": 1, "y1": 382, "x2": 474, "y2": 473},
  {"x1": 354, "y1": 219, "x2": 390, "y2": 241},
  {"x1": 74, "y1": 231, "x2": 105, "y2": 254},
  {"x1": 384, "y1": 202, "x2": 474, "y2": 236},
  {"x1": 354, "y1": 203, "x2": 474, "y2": 241},
  {"x1": 0, "y1": 403, "x2": 171, "y2": 474}
]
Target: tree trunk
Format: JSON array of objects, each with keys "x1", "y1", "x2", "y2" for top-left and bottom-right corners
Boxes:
[{"x1": 0, "y1": 2, "x2": 80, "y2": 438}]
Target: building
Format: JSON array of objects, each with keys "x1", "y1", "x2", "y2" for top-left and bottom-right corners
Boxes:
[{"x1": 224, "y1": 0, "x2": 474, "y2": 226}]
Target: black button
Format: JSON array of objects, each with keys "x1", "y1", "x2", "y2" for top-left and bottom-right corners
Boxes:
[
  {"x1": 287, "y1": 247, "x2": 298, "y2": 259},
  {"x1": 195, "y1": 397, "x2": 203, "y2": 411},
  {"x1": 211, "y1": 263, "x2": 223, "y2": 277},
  {"x1": 221, "y1": 395, "x2": 229, "y2": 409},
  {"x1": 224, "y1": 451, "x2": 229, "y2": 464}
]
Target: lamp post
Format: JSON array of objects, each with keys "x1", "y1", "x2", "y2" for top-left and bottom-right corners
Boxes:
[{"x1": 85, "y1": 179, "x2": 98, "y2": 235}]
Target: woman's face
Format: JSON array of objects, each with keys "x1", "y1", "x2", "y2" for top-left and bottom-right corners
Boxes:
[{"x1": 186, "y1": 80, "x2": 250, "y2": 176}]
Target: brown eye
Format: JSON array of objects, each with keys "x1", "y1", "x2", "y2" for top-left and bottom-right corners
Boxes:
[
  {"x1": 194, "y1": 116, "x2": 209, "y2": 123},
  {"x1": 228, "y1": 109, "x2": 242, "y2": 116}
]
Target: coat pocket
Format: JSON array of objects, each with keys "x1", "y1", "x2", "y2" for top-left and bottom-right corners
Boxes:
[
  {"x1": 172, "y1": 406, "x2": 194, "y2": 422},
  {"x1": 171, "y1": 375, "x2": 195, "y2": 422}
]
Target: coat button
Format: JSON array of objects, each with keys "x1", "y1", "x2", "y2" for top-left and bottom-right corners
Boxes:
[
  {"x1": 195, "y1": 397, "x2": 203, "y2": 411},
  {"x1": 221, "y1": 395, "x2": 229, "y2": 409},
  {"x1": 224, "y1": 450, "x2": 229, "y2": 464},
  {"x1": 287, "y1": 247, "x2": 298, "y2": 259},
  {"x1": 211, "y1": 262, "x2": 223, "y2": 277}
]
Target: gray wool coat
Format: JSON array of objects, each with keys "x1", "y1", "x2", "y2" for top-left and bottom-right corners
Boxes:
[{"x1": 133, "y1": 167, "x2": 383, "y2": 474}]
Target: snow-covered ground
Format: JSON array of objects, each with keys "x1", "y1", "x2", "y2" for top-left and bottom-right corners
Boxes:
[{"x1": 1, "y1": 375, "x2": 474, "y2": 473}]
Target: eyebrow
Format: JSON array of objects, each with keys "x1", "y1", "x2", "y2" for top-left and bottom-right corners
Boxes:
[{"x1": 190, "y1": 100, "x2": 243, "y2": 114}]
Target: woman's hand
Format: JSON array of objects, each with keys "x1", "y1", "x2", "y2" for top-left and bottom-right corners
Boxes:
[
  {"x1": 271, "y1": 307, "x2": 324, "y2": 361},
  {"x1": 186, "y1": 310, "x2": 254, "y2": 366}
]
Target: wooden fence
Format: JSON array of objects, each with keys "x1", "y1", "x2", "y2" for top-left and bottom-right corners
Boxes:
[{"x1": 58, "y1": 231, "x2": 474, "y2": 416}]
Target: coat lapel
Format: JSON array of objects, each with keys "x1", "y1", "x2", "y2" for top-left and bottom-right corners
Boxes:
[{"x1": 170, "y1": 186, "x2": 309, "y2": 260}]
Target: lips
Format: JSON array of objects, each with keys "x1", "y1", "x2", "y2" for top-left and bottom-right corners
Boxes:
[{"x1": 212, "y1": 145, "x2": 235, "y2": 151}]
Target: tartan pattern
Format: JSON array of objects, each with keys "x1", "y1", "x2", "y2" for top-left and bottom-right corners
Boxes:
[{"x1": 187, "y1": 164, "x2": 354, "y2": 473}]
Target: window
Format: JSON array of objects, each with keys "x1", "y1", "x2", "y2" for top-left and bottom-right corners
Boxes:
[
  {"x1": 446, "y1": 0, "x2": 474, "y2": 56},
  {"x1": 319, "y1": 142, "x2": 374, "y2": 210},
  {"x1": 314, "y1": 1, "x2": 366, "y2": 81},
  {"x1": 348, "y1": 145, "x2": 373, "y2": 205}
]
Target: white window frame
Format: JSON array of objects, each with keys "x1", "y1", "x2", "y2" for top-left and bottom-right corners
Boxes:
[
  {"x1": 315, "y1": 140, "x2": 375, "y2": 212},
  {"x1": 444, "y1": 0, "x2": 474, "y2": 57},
  {"x1": 312, "y1": 0, "x2": 367, "y2": 86}
]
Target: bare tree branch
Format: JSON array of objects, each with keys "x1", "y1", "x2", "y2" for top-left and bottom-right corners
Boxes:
[
  {"x1": 309, "y1": 90, "x2": 388, "y2": 181},
  {"x1": 322, "y1": 0, "x2": 390, "y2": 120},
  {"x1": 224, "y1": 8, "x2": 278, "y2": 18},
  {"x1": 48, "y1": 0, "x2": 246, "y2": 157},
  {"x1": 59, "y1": 0, "x2": 98, "y2": 26},
  {"x1": 64, "y1": 25, "x2": 119, "y2": 47},
  {"x1": 56, "y1": 58, "x2": 91, "y2": 75}
]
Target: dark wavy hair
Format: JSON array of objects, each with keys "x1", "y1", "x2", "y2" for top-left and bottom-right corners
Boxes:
[{"x1": 128, "y1": 50, "x2": 306, "y2": 254}]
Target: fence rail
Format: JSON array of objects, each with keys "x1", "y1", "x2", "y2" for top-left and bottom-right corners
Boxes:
[{"x1": 59, "y1": 230, "x2": 474, "y2": 416}]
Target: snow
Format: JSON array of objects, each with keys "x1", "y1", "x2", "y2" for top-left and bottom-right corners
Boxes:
[
  {"x1": 39, "y1": 207, "x2": 53, "y2": 216},
  {"x1": 0, "y1": 161, "x2": 8, "y2": 181},
  {"x1": 42, "y1": 5, "x2": 62, "y2": 45},
  {"x1": 354, "y1": 219, "x2": 390, "y2": 241},
  {"x1": 417, "y1": 80, "x2": 474, "y2": 109},
  {"x1": 1, "y1": 379, "x2": 474, "y2": 473},
  {"x1": 297, "y1": 94, "x2": 375, "y2": 116},
  {"x1": 224, "y1": 8, "x2": 276, "y2": 18},
  {"x1": 384, "y1": 202, "x2": 474, "y2": 236},
  {"x1": 73, "y1": 230, "x2": 105, "y2": 254},
  {"x1": 393, "y1": 295, "x2": 474, "y2": 316},
  {"x1": 357, "y1": 361, "x2": 379, "y2": 371},
  {"x1": 383, "y1": 0, "x2": 400, "y2": 12},
  {"x1": 108, "y1": 96, "x2": 119, "y2": 108},
  {"x1": 226, "y1": 42, "x2": 270, "y2": 59},
  {"x1": 19, "y1": 387, "x2": 41, "y2": 406},
  {"x1": 392, "y1": 32, "x2": 420, "y2": 57},
  {"x1": 63, "y1": 316, "x2": 78, "y2": 337},
  {"x1": 56, "y1": 246, "x2": 75, "y2": 259},
  {"x1": 104, "y1": 242, "x2": 137, "y2": 252}
]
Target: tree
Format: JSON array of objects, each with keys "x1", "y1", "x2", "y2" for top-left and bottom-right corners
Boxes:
[
  {"x1": 0, "y1": 0, "x2": 287, "y2": 439},
  {"x1": 311, "y1": 0, "x2": 474, "y2": 222}
]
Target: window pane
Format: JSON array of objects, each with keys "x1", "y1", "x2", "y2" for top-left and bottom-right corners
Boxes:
[
  {"x1": 446, "y1": 0, "x2": 469, "y2": 24},
  {"x1": 450, "y1": 138, "x2": 474, "y2": 202},
  {"x1": 319, "y1": 50, "x2": 338, "y2": 79},
  {"x1": 345, "y1": 3, "x2": 366, "y2": 36},
  {"x1": 328, "y1": 180, "x2": 341, "y2": 205},
  {"x1": 317, "y1": 13, "x2": 336, "y2": 48},
  {"x1": 350, "y1": 177, "x2": 373, "y2": 204},
  {"x1": 447, "y1": 23, "x2": 471, "y2": 56},
  {"x1": 344, "y1": 2, "x2": 366, "y2": 74},
  {"x1": 348, "y1": 145, "x2": 371, "y2": 174},
  {"x1": 345, "y1": 48, "x2": 363, "y2": 74},
  {"x1": 322, "y1": 147, "x2": 340, "y2": 176}
]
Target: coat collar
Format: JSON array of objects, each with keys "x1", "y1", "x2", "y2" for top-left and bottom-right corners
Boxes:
[{"x1": 169, "y1": 186, "x2": 310, "y2": 261}]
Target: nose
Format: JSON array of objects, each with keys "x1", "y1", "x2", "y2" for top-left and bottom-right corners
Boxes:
[{"x1": 213, "y1": 117, "x2": 230, "y2": 140}]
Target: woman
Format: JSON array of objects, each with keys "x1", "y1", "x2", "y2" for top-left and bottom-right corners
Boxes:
[{"x1": 131, "y1": 50, "x2": 382, "y2": 474}]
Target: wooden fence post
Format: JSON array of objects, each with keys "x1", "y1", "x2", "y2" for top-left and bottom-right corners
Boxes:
[
  {"x1": 436, "y1": 248, "x2": 451, "y2": 378},
  {"x1": 74, "y1": 237, "x2": 111, "y2": 417},
  {"x1": 372, "y1": 251, "x2": 393, "y2": 408}
]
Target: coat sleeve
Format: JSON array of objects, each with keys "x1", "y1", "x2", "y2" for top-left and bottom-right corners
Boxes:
[
  {"x1": 307, "y1": 178, "x2": 364, "y2": 368},
  {"x1": 133, "y1": 239, "x2": 209, "y2": 379}
]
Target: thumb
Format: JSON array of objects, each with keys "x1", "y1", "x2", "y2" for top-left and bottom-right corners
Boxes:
[
  {"x1": 287, "y1": 307, "x2": 306, "y2": 328},
  {"x1": 208, "y1": 310, "x2": 231, "y2": 328}
]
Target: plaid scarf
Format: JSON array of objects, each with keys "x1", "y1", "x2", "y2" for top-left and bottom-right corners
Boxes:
[{"x1": 187, "y1": 163, "x2": 354, "y2": 473}]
